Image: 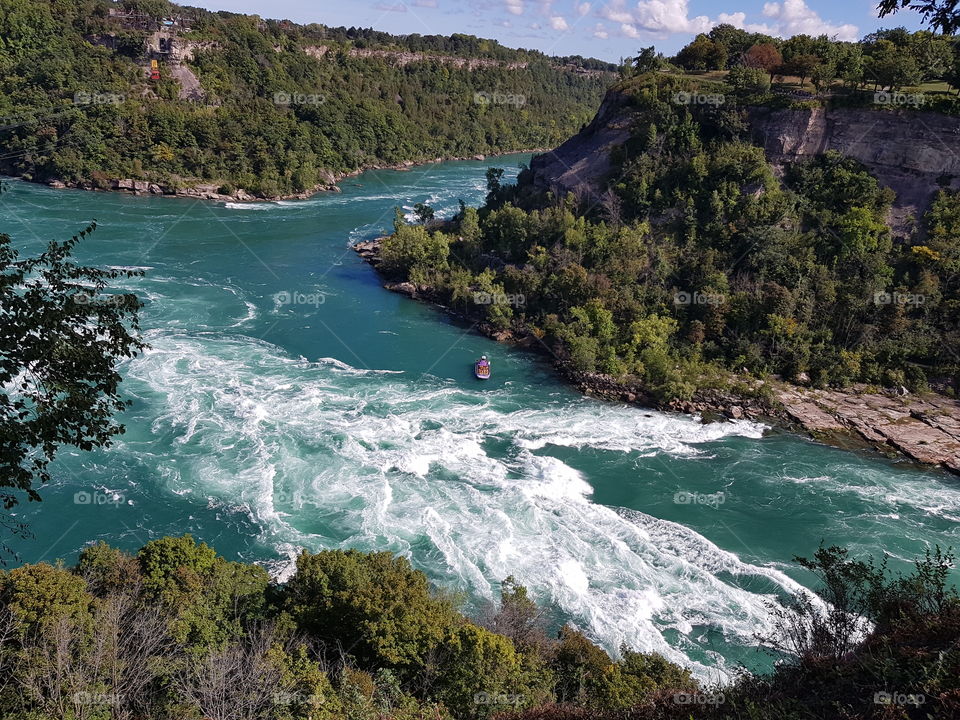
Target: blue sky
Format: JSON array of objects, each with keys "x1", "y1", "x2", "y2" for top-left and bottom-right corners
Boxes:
[{"x1": 192, "y1": 0, "x2": 926, "y2": 61}]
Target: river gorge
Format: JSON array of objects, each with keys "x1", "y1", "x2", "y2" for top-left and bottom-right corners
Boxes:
[{"x1": 3, "y1": 155, "x2": 958, "y2": 682}]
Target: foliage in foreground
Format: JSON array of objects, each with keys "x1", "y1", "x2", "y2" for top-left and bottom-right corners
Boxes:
[
  {"x1": 0, "y1": 536, "x2": 695, "y2": 720},
  {"x1": 0, "y1": 539, "x2": 956, "y2": 719},
  {"x1": 0, "y1": 211, "x2": 144, "y2": 555}
]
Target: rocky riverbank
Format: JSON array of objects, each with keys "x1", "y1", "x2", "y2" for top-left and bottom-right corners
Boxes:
[
  {"x1": 354, "y1": 237, "x2": 960, "y2": 475},
  {"x1": 36, "y1": 150, "x2": 548, "y2": 204}
]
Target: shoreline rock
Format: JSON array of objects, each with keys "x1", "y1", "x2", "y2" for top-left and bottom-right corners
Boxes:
[
  {"x1": 353, "y1": 237, "x2": 960, "y2": 476},
  {"x1": 27, "y1": 148, "x2": 550, "y2": 204}
]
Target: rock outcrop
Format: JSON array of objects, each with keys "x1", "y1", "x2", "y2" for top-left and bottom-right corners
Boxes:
[
  {"x1": 528, "y1": 90, "x2": 632, "y2": 203},
  {"x1": 345, "y1": 48, "x2": 529, "y2": 71},
  {"x1": 528, "y1": 89, "x2": 960, "y2": 233},
  {"x1": 749, "y1": 106, "x2": 960, "y2": 233},
  {"x1": 776, "y1": 385, "x2": 960, "y2": 473}
]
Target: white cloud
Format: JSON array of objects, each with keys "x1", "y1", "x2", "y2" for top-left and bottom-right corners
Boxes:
[
  {"x1": 592, "y1": 23, "x2": 609, "y2": 39},
  {"x1": 716, "y1": 11, "x2": 772, "y2": 34},
  {"x1": 550, "y1": 15, "x2": 569, "y2": 30},
  {"x1": 598, "y1": 0, "x2": 633, "y2": 24},
  {"x1": 411, "y1": 0, "x2": 437, "y2": 6},
  {"x1": 576, "y1": 1, "x2": 591, "y2": 16},
  {"x1": 504, "y1": 0, "x2": 524, "y2": 15},
  {"x1": 762, "y1": 0, "x2": 858, "y2": 41},
  {"x1": 596, "y1": 0, "x2": 856, "y2": 41},
  {"x1": 631, "y1": 0, "x2": 711, "y2": 34},
  {"x1": 374, "y1": 1, "x2": 407, "y2": 11}
]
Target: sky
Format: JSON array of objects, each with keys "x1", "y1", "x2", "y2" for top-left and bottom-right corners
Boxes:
[{"x1": 189, "y1": 0, "x2": 927, "y2": 62}]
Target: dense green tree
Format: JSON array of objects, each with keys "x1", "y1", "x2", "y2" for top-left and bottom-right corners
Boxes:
[
  {"x1": 675, "y1": 34, "x2": 728, "y2": 72},
  {"x1": 866, "y1": 39, "x2": 922, "y2": 89},
  {"x1": 632, "y1": 47, "x2": 661, "y2": 74},
  {"x1": 781, "y1": 53, "x2": 820, "y2": 85},
  {"x1": 0, "y1": 562, "x2": 92, "y2": 631},
  {"x1": 728, "y1": 65, "x2": 771, "y2": 93},
  {"x1": 0, "y1": 218, "x2": 143, "y2": 555},
  {"x1": 434, "y1": 624, "x2": 536, "y2": 719},
  {"x1": 282, "y1": 549, "x2": 458, "y2": 674},
  {"x1": 137, "y1": 534, "x2": 269, "y2": 647},
  {"x1": 706, "y1": 24, "x2": 755, "y2": 64},
  {"x1": 379, "y1": 223, "x2": 450, "y2": 279}
]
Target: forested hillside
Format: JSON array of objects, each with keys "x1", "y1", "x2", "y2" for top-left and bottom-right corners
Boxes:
[
  {"x1": 376, "y1": 66, "x2": 960, "y2": 404},
  {"x1": 0, "y1": 0, "x2": 614, "y2": 198}
]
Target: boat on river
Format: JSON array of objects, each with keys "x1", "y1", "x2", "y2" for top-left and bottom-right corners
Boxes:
[{"x1": 474, "y1": 355, "x2": 491, "y2": 380}]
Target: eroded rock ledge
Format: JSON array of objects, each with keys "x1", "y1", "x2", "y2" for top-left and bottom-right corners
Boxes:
[{"x1": 775, "y1": 386, "x2": 960, "y2": 473}]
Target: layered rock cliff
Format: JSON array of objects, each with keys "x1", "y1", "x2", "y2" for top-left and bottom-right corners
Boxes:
[
  {"x1": 529, "y1": 90, "x2": 960, "y2": 234},
  {"x1": 749, "y1": 106, "x2": 960, "y2": 232}
]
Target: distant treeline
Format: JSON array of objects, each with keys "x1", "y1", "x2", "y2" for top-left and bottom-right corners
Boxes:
[
  {"x1": 665, "y1": 23, "x2": 960, "y2": 92},
  {"x1": 0, "y1": 0, "x2": 613, "y2": 197}
]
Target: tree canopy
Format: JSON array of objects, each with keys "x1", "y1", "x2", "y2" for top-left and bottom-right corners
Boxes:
[{"x1": 0, "y1": 207, "x2": 143, "y2": 554}]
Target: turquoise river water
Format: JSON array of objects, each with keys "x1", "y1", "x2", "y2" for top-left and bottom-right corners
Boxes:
[{"x1": 2, "y1": 155, "x2": 958, "y2": 681}]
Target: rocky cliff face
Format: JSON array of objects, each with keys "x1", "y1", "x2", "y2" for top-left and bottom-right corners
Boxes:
[
  {"x1": 749, "y1": 106, "x2": 960, "y2": 232},
  {"x1": 527, "y1": 90, "x2": 632, "y2": 203},
  {"x1": 529, "y1": 92, "x2": 960, "y2": 233}
]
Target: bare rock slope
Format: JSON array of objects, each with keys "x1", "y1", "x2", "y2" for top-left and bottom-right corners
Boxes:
[{"x1": 749, "y1": 106, "x2": 960, "y2": 233}]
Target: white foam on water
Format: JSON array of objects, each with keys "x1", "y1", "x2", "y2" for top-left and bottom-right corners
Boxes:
[
  {"x1": 223, "y1": 202, "x2": 274, "y2": 210},
  {"x1": 229, "y1": 301, "x2": 258, "y2": 328},
  {"x1": 774, "y1": 466, "x2": 960, "y2": 522},
  {"x1": 114, "y1": 332, "x2": 801, "y2": 680}
]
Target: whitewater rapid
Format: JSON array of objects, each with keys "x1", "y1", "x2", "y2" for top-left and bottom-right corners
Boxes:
[{"x1": 118, "y1": 331, "x2": 803, "y2": 679}]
